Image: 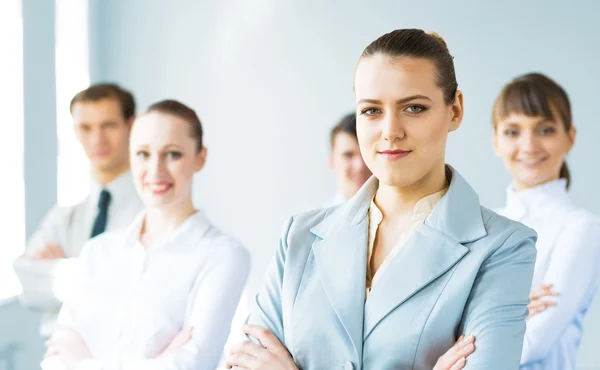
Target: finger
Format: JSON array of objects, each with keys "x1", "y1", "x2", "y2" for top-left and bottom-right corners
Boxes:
[
  {"x1": 225, "y1": 353, "x2": 260, "y2": 369},
  {"x1": 33, "y1": 249, "x2": 52, "y2": 259},
  {"x1": 460, "y1": 342, "x2": 475, "y2": 357},
  {"x1": 449, "y1": 357, "x2": 466, "y2": 370},
  {"x1": 443, "y1": 335, "x2": 464, "y2": 357},
  {"x1": 243, "y1": 325, "x2": 285, "y2": 351},
  {"x1": 530, "y1": 289, "x2": 550, "y2": 300},
  {"x1": 450, "y1": 335, "x2": 473, "y2": 355},
  {"x1": 48, "y1": 245, "x2": 65, "y2": 258},
  {"x1": 530, "y1": 284, "x2": 553, "y2": 296},
  {"x1": 443, "y1": 340, "x2": 475, "y2": 366},
  {"x1": 170, "y1": 332, "x2": 192, "y2": 348},
  {"x1": 231, "y1": 340, "x2": 270, "y2": 359}
]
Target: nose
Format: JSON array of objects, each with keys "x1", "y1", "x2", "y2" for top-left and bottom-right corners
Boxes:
[
  {"x1": 91, "y1": 127, "x2": 106, "y2": 145},
  {"x1": 381, "y1": 112, "x2": 405, "y2": 142},
  {"x1": 147, "y1": 155, "x2": 167, "y2": 177},
  {"x1": 518, "y1": 130, "x2": 540, "y2": 154}
]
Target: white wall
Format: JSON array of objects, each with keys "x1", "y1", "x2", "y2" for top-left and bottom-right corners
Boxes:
[{"x1": 88, "y1": 1, "x2": 600, "y2": 368}]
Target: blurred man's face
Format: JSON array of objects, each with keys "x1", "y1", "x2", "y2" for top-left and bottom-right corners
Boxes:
[{"x1": 329, "y1": 132, "x2": 372, "y2": 199}]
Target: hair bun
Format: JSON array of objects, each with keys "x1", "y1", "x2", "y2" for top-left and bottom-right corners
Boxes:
[{"x1": 428, "y1": 31, "x2": 449, "y2": 52}]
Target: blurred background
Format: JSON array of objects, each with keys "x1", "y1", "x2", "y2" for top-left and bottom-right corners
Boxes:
[{"x1": 1, "y1": 0, "x2": 599, "y2": 369}]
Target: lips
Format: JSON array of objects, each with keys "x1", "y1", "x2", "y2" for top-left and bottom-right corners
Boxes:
[
  {"x1": 145, "y1": 182, "x2": 173, "y2": 195},
  {"x1": 94, "y1": 148, "x2": 110, "y2": 157},
  {"x1": 378, "y1": 149, "x2": 412, "y2": 160},
  {"x1": 517, "y1": 157, "x2": 548, "y2": 167}
]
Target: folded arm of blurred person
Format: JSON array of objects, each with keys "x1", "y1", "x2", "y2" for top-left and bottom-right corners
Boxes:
[{"x1": 13, "y1": 205, "x2": 75, "y2": 312}]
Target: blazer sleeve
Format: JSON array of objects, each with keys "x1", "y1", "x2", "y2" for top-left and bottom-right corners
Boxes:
[
  {"x1": 245, "y1": 216, "x2": 294, "y2": 345},
  {"x1": 459, "y1": 226, "x2": 537, "y2": 369}
]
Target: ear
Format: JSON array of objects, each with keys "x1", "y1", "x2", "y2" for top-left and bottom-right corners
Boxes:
[
  {"x1": 194, "y1": 147, "x2": 208, "y2": 173},
  {"x1": 566, "y1": 124, "x2": 576, "y2": 152},
  {"x1": 492, "y1": 130, "x2": 501, "y2": 157},
  {"x1": 328, "y1": 154, "x2": 335, "y2": 170},
  {"x1": 448, "y1": 90, "x2": 464, "y2": 132}
]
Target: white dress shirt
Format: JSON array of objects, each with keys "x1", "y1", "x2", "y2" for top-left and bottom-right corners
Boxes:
[
  {"x1": 497, "y1": 179, "x2": 600, "y2": 370},
  {"x1": 41, "y1": 210, "x2": 251, "y2": 370},
  {"x1": 13, "y1": 170, "x2": 143, "y2": 336}
]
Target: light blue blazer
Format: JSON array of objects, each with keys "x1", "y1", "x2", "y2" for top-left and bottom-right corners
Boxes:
[{"x1": 247, "y1": 167, "x2": 537, "y2": 370}]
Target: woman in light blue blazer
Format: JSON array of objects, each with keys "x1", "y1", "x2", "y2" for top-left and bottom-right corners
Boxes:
[
  {"x1": 491, "y1": 73, "x2": 600, "y2": 370},
  {"x1": 226, "y1": 29, "x2": 537, "y2": 370}
]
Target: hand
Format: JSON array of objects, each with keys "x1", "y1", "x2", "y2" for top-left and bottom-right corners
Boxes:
[
  {"x1": 433, "y1": 335, "x2": 476, "y2": 370},
  {"x1": 45, "y1": 326, "x2": 91, "y2": 370},
  {"x1": 225, "y1": 325, "x2": 298, "y2": 370},
  {"x1": 32, "y1": 243, "x2": 66, "y2": 260},
  {"x1": 158, "y1": 327, "x2": 194, "y2": 357},
  {"x1": 527, "y1": 284, "x2": 559, "y2": 320}
]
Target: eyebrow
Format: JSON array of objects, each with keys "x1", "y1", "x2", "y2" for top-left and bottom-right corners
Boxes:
[
  {"x1": 503, "y1": 118, "x2": 556, "y2": 126},
  {"x1": 357, "y1": 95, "x2": 432, "y2": 105}
]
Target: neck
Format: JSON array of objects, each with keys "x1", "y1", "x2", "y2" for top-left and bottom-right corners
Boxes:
[
  {"x1": 375, "y1": 164, "x2": 447, "y2": 218},
  {"x1": 342, "y1": 186, "x2": 356, "y2": 201},
  {"x1": 93, "y1": 163, "x2": 130, "y2": 187},
  {"x1": 514, "y1": 175, "x2": 560, "y2": 192},
  {"x1": 142, "y1": 198, "x2": 196, "y2": 239}
]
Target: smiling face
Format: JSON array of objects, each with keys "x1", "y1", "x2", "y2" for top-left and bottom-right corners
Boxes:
[
  {"x1": 130, "y1": 111, "x2": 206, "y2": 211},
  {"x1": 494, "y1": 112, "x2": 575, "y2": 190},
  {"x1": 354, "y1": 54, "x2": 463, "y2": 189},
  {"x1": 492, "y1": 73, "x2": 576, "y2": 190}
]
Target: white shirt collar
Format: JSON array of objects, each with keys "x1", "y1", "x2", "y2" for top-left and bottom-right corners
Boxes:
[
  {"x1": 124, "y1": 210, "x2": 212, "y2": 250},
  {"x1": 89, "y1": 170, "x2": 136, "y2": 206},
  {"x1": 505, "y1": 178, "x2": 570, "y2": 213}
]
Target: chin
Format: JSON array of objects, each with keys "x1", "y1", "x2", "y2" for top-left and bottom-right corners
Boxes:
[
  {"x1": 374, "y1": 170, "x2": 420, "y2": 188},
  {"x1": 142, "y1": 196, "x2": 174, "y2": 209}
]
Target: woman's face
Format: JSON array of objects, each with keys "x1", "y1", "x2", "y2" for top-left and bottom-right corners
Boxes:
[
  {"x1": 494, "y1": 112, "x2": 575, "y2": 190},
  {"x1": 130, "y1": 112, "x2": 206, "y2": 210},
  {"x1": 354, "y1": 54, "x2": 463, "y2": 188}
]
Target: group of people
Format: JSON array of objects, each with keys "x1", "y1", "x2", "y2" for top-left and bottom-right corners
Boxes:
[{"x1": 13, "y1": 28, "x2": 600, "y2": 370}]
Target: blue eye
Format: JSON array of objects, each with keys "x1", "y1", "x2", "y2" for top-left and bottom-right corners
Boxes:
[
  {"x1": 360, "y1": 108, "x2": 382, "y2": 116},
  {"x1": 405, "y1": 105, "x2": 426, "y2": 114},
  {"x1": 504, "y1": 129, "x2": 519, "y2": 137}
]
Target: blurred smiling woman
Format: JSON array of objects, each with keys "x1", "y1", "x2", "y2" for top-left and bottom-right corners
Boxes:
[
  {"x1": 492, "y1": 73, "x2": 600, "y2": 370},
  {"x1": 43, "y1": 100, "x2": 250, "y2": 370}
]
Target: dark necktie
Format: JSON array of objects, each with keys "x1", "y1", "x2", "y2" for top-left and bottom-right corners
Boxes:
[{"x1": 90, "y1": 189, "x2": 112, "y2": 238}]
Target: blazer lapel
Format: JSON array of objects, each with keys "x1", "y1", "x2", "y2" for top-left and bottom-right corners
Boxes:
[
  {"x1": 310, "y1": 177, "x2": 377, "y2": 362},
  {"x1": 363, "y1": 166, "x2": 487, "y2": 339},
  {"x1": 363, "y1": 225, "x2": 469, "y2": 339}
]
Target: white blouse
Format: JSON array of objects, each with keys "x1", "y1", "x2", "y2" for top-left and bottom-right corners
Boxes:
[
  {"x1": 41, "y1": 210, "x2": 250, "y2": 370},
  {"x1": 498, "y1": 179, "x2": 600, "y2": 370}
]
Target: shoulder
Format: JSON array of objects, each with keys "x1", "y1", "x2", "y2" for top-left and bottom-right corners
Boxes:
[
  {"x1": 39, "y1": 199, "x2": 87, "y2": 225},
  {"x1": 553, "y1": 208, "x2": 600, "y2": 250},
  {"x1": 563, "y1": 207, "x2": 600, "y2": 231},
  {"x1": 286, "y1": 206, "x2": 339, "y2": 237},
  {"x1": 203, "y1": 225, "x2": 251, "y2": 271},
  {"x1": 80, "y1": 228, "x2": 129, "y2": 260},
  {"x1": 477, "y1": 206, "x2": 538, "y2": 259}
]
